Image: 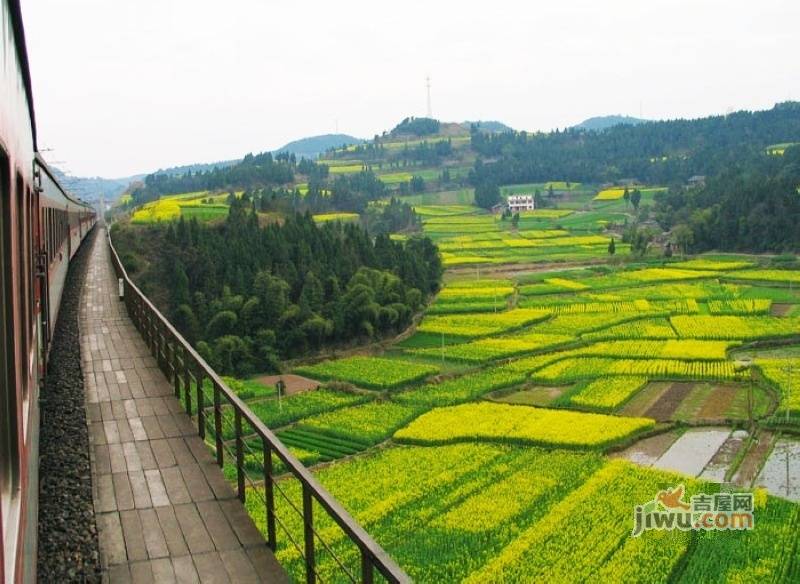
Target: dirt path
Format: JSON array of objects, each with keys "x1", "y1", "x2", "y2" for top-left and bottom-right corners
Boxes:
[
  {"x1": 254, "y1": 374, "x2": 319, "y2": 395},
  {"x1": 732, "y1": 430, "x2": 776, "y2": 488}
]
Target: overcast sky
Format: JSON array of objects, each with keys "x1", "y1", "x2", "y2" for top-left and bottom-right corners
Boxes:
[{"x1": 21, "y1": 0, "x2": 799, "y2": 178}]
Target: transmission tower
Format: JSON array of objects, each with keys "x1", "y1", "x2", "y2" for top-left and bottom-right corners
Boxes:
[{"x1": 426, "y1": 76, "x2": 432, "y2": 118}]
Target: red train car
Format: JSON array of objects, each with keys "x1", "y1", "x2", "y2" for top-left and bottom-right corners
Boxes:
[{"x1": 1, "y1": 1, "x2": 96, "y2": 581}]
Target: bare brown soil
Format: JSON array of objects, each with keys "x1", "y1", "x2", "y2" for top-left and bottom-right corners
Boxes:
[
  {"x1": 771, "y1": 303, "x2": 793, "y2": 316},
  {"x1": 620, "y1": 382, "x2": 672, "y2": 417},
  {"x1": 733, "y1": 431, "x2": 776, "y2": 487},
  {"x1": 490, "y1": 386, "x2": 564, "y2": 407},
  {"x1": 644, "y1": 382, "x2": 694, "y2": 422},
  {"x1": 697, "y1": 383, "x2": 739, "y2": 419},
  {"x1": 255, "y1": 374, "x2": 319, "y2": 395}
]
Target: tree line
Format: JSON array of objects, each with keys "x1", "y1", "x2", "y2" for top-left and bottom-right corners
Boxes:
[
  {"x1": 129, "y1": 151, "x2": 328, "y2": 206},
  {"x1": 469, "y1": 102, "x2": 800, "y2": 187},
  {"x1": 654, "y1": 145, "x2": 800, "y2": 253},
  {"x1": 112, "y1": 197, "x2": 441, "y2": 375}
]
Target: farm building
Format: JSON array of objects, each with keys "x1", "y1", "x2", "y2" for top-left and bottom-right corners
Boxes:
[
  {"x1": 507, "y1": 194, "x2": 536, "y2": 213},
  {"x1": 688, "y1": 175, "x2": 706, "y2": 188}
]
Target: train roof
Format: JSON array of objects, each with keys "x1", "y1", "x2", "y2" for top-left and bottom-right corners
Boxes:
[
  {"x1": 7, "y1": 0, "x2": 37, "y2": 150},
  {"x1": 35, "y1": 153, "x2": 95, "y2": 211}
]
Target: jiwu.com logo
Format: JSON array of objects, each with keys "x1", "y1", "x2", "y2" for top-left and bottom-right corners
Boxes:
[{"x1": 632, "y1": 485, "x2": 754, "y2": 537}]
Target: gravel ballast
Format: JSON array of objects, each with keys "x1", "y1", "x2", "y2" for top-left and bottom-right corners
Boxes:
[{"x1": 37, "y1": 228, "x2": 101, "y2": 582}]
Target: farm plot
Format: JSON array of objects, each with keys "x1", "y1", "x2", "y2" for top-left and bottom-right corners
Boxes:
[
  {"x1": 312, "y1": 212, "x2": 360, "y2": 223},
  {"x1": 436, "y1": 281, "x2": 514, "y2": 302},
  {"x1": 405, "y1": 333, "x2": 573, "y2": 363},
  {"x1": 246, "y1": 443, "x2": 604, "y2": 583},
  {"x1": 754, "y1": 439, "x2": 800, "y2": 501},
  {"x1": 582, "y1": 317, "x2": 677, "y2": 340},
  {"x1": 725, "y1": 269, "x2": 800, "y2": 285},
  {"x1": 394, "y1": 366, "x2": 527, "y2": 408},
  {"x1": 707, "y1": 299, "x2": 772, "y2": 314},
  {"x1": 671, "y1": 315, "x2": 800, "y2": 340},
  {"x1": 680, "y1": 495, "x2": 799, "y2": 582},
  {"x1": 670, "y1": 259, "x2": 754, "y2": 271},
  {"x1": 531, "y1": 357, "x2": 744, "y2": 383},
  {"x1": 463, "y1": 460, "x2": 697, "y2": 584},
  {"x1": 531, "y1": 312, "x2": 657, "y2": 336},
  {"x1": 756, "y1": 358, "x2": 800, "y2": 413},
  {"x1": 278, "y1": 401, "x2": 422, "y2": 461},
  {"x1": 650, "y1": 427, "x2": 732, "y2": 477},
  {"x1": 570, "y1": 376, "x2": 649, "y2": 411},
  {"x1": 574, "y1": 339, "x2": 736, "y2": 361},
  {"x1": 295, "y1": 356, "x2": 438, "y2": 390},
  {"x1": 245, "y1": 388, "x2": 369, "y2": 430},
  {"x1": 416, "y1": 309, "x2": 550, "y2": 337},
  {"x1": 394, "y1": 402, "x2": 655, "y2": 449},
  {"x1": 412, "y1": 204, "x2": 476, "y2": 216}
]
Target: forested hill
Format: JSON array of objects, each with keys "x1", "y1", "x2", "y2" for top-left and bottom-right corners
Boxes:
[
  {"x1": 655, "y1": 144, "x2": 800, "y2": 253},
  {"x1": 471, "y1": 102, "x2": 800, "y2": 186},
  {"x1": 275, "y1": 133, "x2": 363, "y2": 159},
  {"x1": 571, "y1": 115, "x2": 648, "y2": 131},
  {"x1": 112, "y1": 197, "x2": 441, "y2": 375},
  {"x1": 129, "y1": 151, "x2": 326, "y2": 206}
]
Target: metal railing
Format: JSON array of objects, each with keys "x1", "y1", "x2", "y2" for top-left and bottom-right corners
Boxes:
[{"x1": 106, "y1": 228, "x2": 410, "y2": 584}]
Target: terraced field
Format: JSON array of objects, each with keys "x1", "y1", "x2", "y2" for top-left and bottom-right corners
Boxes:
[{"x1": 202, "y1": 198, "x2": 800, "y2": 582}]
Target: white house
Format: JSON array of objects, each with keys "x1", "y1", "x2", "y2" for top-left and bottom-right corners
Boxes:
[{"x1": 507, "y1": 194, "x2": 535, "y2": 213}]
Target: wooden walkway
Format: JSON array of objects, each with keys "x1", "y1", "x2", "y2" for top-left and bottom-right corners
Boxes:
[{"x1": 81, "y1": 230, "x2": 287, "y2": 583}]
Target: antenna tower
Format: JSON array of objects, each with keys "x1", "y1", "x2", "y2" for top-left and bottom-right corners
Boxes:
[{"x1": 426, "y1": 76, "x2": 432, "y2": 118}]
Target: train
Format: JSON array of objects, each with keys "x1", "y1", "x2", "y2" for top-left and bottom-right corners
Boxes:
[{"x1": 1, "y1": 1, "x2": 97, "y2": 581}]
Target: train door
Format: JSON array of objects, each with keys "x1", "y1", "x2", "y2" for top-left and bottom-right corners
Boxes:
[
  {"x1": 1, "y1": 150, "x2": 21, "y2": 584},
  {"x1": 66, "y1": 206, "x2": 71, "y2": 258},
  {"x1": 33, "y1": 168, "x2": 47, "y2": 375}
]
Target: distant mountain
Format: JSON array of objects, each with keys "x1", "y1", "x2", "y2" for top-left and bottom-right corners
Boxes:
[
  {"x1": 274, "y1": 134, "x2": 363, "y2": 159},
  {"x1": 462, "y1": 120, "x2": 514, "y2": 133},
  {"x1": 50, "y1": 166, "x2": 143, "y2": 203},
  {"x1": 152, "y1": 159, "x2": 240, "y2": 177},
  {"x1": 573, "y1": 115, "x2": 649, "y2": 131}
]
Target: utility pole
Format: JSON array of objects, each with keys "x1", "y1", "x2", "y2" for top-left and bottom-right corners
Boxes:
[
  {"x1": 784, "y1": 364, "x2": 794, "y2": 421},
  {"x1": 426, "y1": 76, "x2": 432, "y2": 118}
]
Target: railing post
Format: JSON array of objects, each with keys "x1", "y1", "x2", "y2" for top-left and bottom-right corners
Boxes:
[
  {"x1": 173, "y1": 340, "x2": 181, "y2": 398},
  {"x1": 303, "y1": 483, "x2": 315, "y2": 584},
  {"x1": 183, "y1": 351, "x2": 192, "y2": 415},
  {"x1": 196, "y1": 370, "x2": 205, "y2": 439},
  {"x1": 159, "y1": 322, "x2": 168, "y2": 375},
  {"x1": 149, "y1": 313, "x2": 157, "y2": 355},
  {"x1": 262, "y1": 438, "x2": 277, "y2": 551},
  {"x1": 235, "y1": 408, "x2": 245, "y2": 503},
  {"x1": 213, "y1": 382, "x2": 224, "y2": 467},
  {"x1": 361, "y1": 550, "x2": 374, "y2": 584}
]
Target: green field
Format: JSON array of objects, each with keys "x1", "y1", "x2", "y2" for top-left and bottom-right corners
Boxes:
[
  {"x1": 194, "y1": 229, "x2": 800, "y2": 583},
  {"x1": 127, "y1": 158, "x2": 800, "y2": 581},
  {"x1": 130, "y1": 190, "x2": 245, "y2": 223}
]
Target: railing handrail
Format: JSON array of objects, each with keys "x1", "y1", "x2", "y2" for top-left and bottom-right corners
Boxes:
[{"x1": 105, "y1": 227, "x2": 410, "y2": 584}]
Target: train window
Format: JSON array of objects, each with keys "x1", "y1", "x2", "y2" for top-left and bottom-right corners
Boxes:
[
  {"x1": 47, "y1": 209, "x2": 52, "y2": 262},
  {"x1": 16, "y1": 175, "x2": 29, "y2": 391},
  {"x1": 1, "y1": 152, "x2": 20, "y2": 538}
]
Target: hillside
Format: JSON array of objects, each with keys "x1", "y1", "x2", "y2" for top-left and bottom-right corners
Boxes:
[
  {"x1": 50, "y1": 166, "x2": 142, "y2": 203},
  {"x1": 274, "y1": 133, "x2": 363, "y2": 158},
  {"x1": 114, "y1": 104, "x2": 800, "y2": 584},
  {"x1": 462, "y1": 120, "x2": 514, "y2": 133},
  {"x1": 573, "y1": 115, "x2": 649, "y2": 131}
]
